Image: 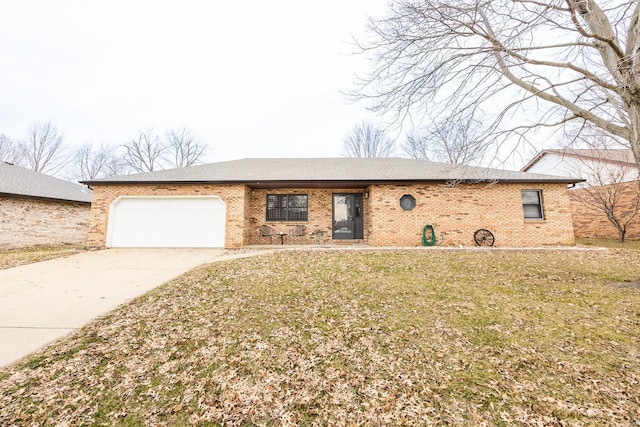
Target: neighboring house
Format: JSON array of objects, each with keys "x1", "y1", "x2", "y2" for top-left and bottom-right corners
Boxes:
[
  {"x1": 522, "y1": 149, "x2": 640, "y2": 240},
  {"x1": 521, "y1": 149, "x2": 638, "y2": 187},
  {"x1": 569, "y1": 180, "x2": 640, "y2": 240},
  {"x1": 0, "y1": 162, "x2": 93, "y2": 249},
  {"x1": 83, "y1": 158, "x2": 579, "y2": 248}
]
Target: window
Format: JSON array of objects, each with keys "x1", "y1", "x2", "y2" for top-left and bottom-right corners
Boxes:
[
  {"x1": 400, "y1": 194, "x2": 416, "y2": 211},
  {"x1": 522, "y1": 190, "x2": 543, "y2": 219},
  {"x1": 266, "y1": 194, "x2": 308, "y2": 221}
]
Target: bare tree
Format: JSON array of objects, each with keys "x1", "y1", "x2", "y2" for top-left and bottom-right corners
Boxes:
[
  {"x1": 402, "y1": 130, "x2": 432, "y2": 161},
  {"x1": 0, "y1": 134, "x2": 20, "y2": 163},
  {"x1": 122, "y1": 129, "x2": 164, "y2": 173},
  {"x1": 71, "y1": 143, "x2": 125, "y2": 180},
  {"x1": 122, "y1": 127, "x2": 208, "y2": 173},
  {"x1": 403, "y1": 116, "x2": 488, "y2": 165},
  {"x1": 104, "y1": 154, "x2": 131, "y2": 178},
  {"x1": 353, "y1": 1, "x2": 640, "y2": 171},
  {"x1": 17, "y1": 121, "x2": 67, "y2": 174},
  {"x1": 342, "y1": 120, "x2": 395, "y2": 157},
  {"x1": 570, "y1": 132, "x2": 640, "y2": 242},
  {"x1": 163, "y1": 126, "x2": 207, "y2": 168},
  {"x1": 573, "y1": 165, "x2": 640, "y2": 243}
]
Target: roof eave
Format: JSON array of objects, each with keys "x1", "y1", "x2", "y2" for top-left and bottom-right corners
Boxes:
[
  {"x1": 520, "y1": 151, "x2": 548, "y2": 172},
  {"x1": 82, "y1": 177, "x2": 584, "y2": 186},
  {"x1": 0, "y1": 192, "x2": 92, "y2": 204}
]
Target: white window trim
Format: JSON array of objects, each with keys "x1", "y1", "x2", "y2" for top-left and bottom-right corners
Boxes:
[{"x1": 522, "y1": 189, "x2": 544, "y2": 220}]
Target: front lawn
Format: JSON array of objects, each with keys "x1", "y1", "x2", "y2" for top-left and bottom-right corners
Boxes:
[
  {"x1": 1, "y1": 249, "x2": 639, "y2": 425},
  {"x1": 0, "y1": 246, "x2": 84, "y2": 270},
  {"x1": 576, "y1": 237, "x2": 640, "y2": 250}
]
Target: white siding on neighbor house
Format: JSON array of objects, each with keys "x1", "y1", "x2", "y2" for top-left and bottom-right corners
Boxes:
[
  {"x1": 107, "y1": 196, "x2": 226, "y2": 248},
  {"x1": 525, "y1": 153, "x2": 638, "y2": 188}
]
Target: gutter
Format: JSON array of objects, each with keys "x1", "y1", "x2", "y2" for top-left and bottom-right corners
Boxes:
[{"x1": 81, "y1": 178, "x2": 585, "y2": 186}]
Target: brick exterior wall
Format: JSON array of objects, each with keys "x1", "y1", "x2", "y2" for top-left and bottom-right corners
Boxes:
[
  {"x1": 88, "y1": 181, "x2": 576, "y2": 248},
  {"x1": 0, "y1": 196, "x2": 90, "y2": 249},
  {"x1": 248, "y1": 188, "x2": 369, "y2": 245},
  {"x1": 366, "y1": 182, "x2": 575, "y2": 247},
  {"x1": 569, "y1": 180, "x2": 640, "y2": 240}
]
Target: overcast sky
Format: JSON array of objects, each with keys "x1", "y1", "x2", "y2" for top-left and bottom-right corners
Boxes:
[{"x1": 0, "y1": 1, "x2": 390, "y2": 163}]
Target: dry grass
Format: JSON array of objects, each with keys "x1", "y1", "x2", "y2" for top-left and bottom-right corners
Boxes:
[
  {"x1": 0, "y1": 246, "x2": 84, "y2": 270},
  {"x1": 576, "y1": 237, "x2": 640, "y2": 250},
  {"x1": 1, "y1": 249, "x2": 639, "y2": 426}
]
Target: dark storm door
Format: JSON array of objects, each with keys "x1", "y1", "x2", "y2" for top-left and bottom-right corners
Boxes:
[{"x1": 332, "y1": 194, "x2": 364, "y2": 240}]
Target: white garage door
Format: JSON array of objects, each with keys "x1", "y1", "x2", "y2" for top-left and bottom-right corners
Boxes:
[{"x1": 107, "y1": 196, "x2": 226, "y2": 248}]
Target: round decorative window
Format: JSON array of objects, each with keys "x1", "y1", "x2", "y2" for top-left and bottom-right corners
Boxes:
[{"x1": 400, "y1": 194, "x2": 416, "y2": 211}]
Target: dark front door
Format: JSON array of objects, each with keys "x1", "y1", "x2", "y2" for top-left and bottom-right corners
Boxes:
[{"x1": 332, "y1": 194, "x2": 364, "y2": 240}]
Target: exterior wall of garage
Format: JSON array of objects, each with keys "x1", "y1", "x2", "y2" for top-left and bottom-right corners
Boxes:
[
  {"x1": 88, "y1": 180, "x2": 575, "y2": 248},
  {"x1": 86, "y1": 184, "x2": 247, "y2": 248}
]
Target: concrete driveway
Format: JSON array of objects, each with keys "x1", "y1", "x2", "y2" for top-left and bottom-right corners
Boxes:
[{"x1": 0, "y1": 248, "x2": 262, "y2": 367}]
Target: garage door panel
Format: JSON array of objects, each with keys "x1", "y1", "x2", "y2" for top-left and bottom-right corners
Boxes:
[{"x1": 107, "y1": 197, "x2": 225, "y2": 248}]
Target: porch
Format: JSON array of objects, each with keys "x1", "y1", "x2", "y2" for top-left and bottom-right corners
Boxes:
[{"x1": 246, "y1": 188, "x2": 369, "y2": 246}]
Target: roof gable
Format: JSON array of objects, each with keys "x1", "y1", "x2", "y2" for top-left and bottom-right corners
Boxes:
[
  {"x1": 0, "y1": 162, "x2": 92, "y2": 203},
  {"x1": 522, "y1": 149, "x2": 636, "y2": 172}
]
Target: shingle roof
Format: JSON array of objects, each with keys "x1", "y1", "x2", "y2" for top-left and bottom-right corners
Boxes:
[
  {"x1": 0, "y1": 162, "x2": 92, "y2": 203},
  {"x1": 521, "y1": 149, "x2": 636, "y2": 171},
  {"x1": 84, "y1": 157, "x2": 581, "y2": 185}
]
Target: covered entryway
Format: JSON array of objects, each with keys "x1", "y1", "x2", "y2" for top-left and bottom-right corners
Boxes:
[{"x1": 107, "y1": 196, "x2": 226, "y2": 248}]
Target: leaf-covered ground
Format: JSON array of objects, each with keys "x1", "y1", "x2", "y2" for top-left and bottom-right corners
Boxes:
[
  {"x1": 1, "y1": 249, "x2": 639, "y2": 426},
  {"x1": 576, "y1": 237, "x2": 640, "y2": 250},
  {"x1": 0, "y1": 246, "x2": 84, "y2": 270}
]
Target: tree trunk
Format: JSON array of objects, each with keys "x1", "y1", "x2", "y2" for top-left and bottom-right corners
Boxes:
[
  {"x1": 616, "y1": 224, "x2": 627, "y2": 243},
  {"x1": 629, "y1": 105, "x2": 640, "y2": 172}
]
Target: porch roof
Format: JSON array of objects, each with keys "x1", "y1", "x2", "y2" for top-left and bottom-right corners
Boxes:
[{"x1": 83, "y1": 157, "x2": 582, "y2": 186}]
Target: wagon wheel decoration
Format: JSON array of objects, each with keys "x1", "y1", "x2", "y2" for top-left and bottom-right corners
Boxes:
[{"x1": 474, "y1": 229, "x2": 494, "y2": 247}]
